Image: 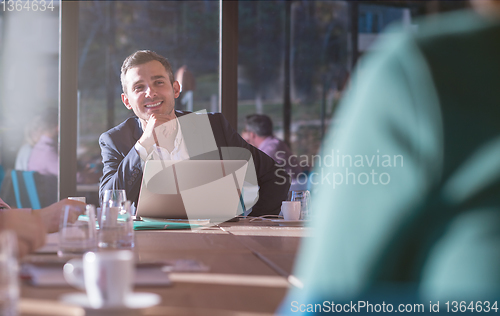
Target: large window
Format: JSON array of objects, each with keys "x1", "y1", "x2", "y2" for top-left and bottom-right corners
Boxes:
[
  {"x1": 0, "y1": 1, "x2": 469, "y2": 206},
  {"x1": 237, "y1": 1, "x2": 469, "y2": 173},
  {"x1": 0, "y1": 5, "x2": 60, "y2": 207},
  {"x1": 238, "y1": 1, "x2": 351, "y2": 171}
]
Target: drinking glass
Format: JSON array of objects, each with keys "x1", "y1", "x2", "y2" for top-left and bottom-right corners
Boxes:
[
  {"x1": 58, "y1": 204, "x2": 97, "y2": 258},
  {"x1": 99, "y1": 200, "x2": 134, "y2": 249},
  {"x1": 289, "y1": 190, "x2": 311, "y2": 220},
  {"x1": 102, "y1": 189, "x2": 127, "y2": 207},
  {"x1": 99, "y1": 189, "x2": 127, "y2": 228},
  {"x1": 0, "y1": 231, "x2": 18, "y2": 316}
]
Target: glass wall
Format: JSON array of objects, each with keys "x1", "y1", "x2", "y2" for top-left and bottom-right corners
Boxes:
[
  {"x1": 238, "y1": 1, "x2": 351, "y2": 174},
  {"x1": 0, "y1": 0, "x2": 469, "y2": 206},
  {"x1": 0, "y1": 4, "x2": 60, "y2": 207},
  {"x1": 237, "y1": 1, "x2": 469, "y2": 176}
]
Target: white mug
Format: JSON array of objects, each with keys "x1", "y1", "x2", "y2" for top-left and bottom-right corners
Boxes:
[
  {"x1": 281, "y1": 201, "x2": 301, "y2": 221},
  {"x1": 63, "y1": 250, "x2": 134, "y2": 308}
]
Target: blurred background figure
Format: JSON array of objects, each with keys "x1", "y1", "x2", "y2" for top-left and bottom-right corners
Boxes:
[
  {"x1": 280, "y1": 0, "x2": 500, "y2": 313},
  {"x1": 175, "y1": 65, "x2": 196, "y2": 112},
  {"x1": 26, "y1": 108, "x2": 59, "y2": 177},
  {"x1": 14, "y1": 117, "x2": 43, "y2": 171},
  {"x1": 243, "y1": 114, "x2": 302, "y2": 182}
]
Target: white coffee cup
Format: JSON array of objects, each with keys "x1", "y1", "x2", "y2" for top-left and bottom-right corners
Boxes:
[
  {"x1": 63, "y1": 250, "x2": 134, "y2": 308},
  {"x1": 281, "y1": 201, "x2": 301, "y2": 220}
]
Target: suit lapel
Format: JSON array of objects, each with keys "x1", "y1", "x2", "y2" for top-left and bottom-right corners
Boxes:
[{"x1": 133, "y1": 117, "x2": 143, "y2": 143}]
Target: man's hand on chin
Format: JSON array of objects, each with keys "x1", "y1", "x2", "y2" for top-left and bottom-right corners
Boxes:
[{"x1": 139, "y1": 113, "x2": 177, "y2": 152}]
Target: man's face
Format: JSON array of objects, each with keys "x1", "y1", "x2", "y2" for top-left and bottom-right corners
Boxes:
[{"x1": 121, "y1": 60, "x2": 180, "y2": 122}]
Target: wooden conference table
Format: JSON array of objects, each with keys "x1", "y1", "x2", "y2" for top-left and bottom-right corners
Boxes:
[{"x1": 19, "y1": 218, "x2": 309, "y2": 316}]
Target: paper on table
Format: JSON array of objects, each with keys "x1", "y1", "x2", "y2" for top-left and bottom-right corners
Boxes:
[
  {"x1": 23, "y1": 262, "x2": 171, "y2": 287},
  {"x1": 22, "y1": 259, "x2": 209, "y2": 287}
]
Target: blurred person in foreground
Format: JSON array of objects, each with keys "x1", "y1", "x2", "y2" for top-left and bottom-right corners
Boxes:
[
  {"x1": 281, "y1": 1, "x2": 500, "y2": 313},
  {"x1": 242, "y1": 114, "x2": 302, "y2": 182},
  {"x1": 0, "y1": 198, "x2": 84, "y2": 257},
  {"x1": 99, "y1": 50, "x2": 290, "y2": 216}
]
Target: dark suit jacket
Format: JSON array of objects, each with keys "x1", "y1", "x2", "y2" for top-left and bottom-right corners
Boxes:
[{"x1": 99, "y1": 111, "x2": 290, "y2": 216}]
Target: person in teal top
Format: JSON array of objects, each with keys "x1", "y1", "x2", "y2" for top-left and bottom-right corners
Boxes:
[{"x1": 281, "y1": 1, "x2": 500, "y2": 314}]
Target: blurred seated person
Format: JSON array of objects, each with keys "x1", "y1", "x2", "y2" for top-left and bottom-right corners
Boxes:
[
  {"x1": 242, "y1": 114, "x2": 302, "y2": 180},
  {"x1": 175, "y1": 65, "x2": 196, "y2": 112},
  {"x1": 15, "y1": 116, "x2": 43, "y2": 171},
  {"x1": 0, "y1": 197, "x2": 84, "y2": 257},
  {"x1": 27, "y1": 108, "x2": 59, "y2": 176},
  {"x1": 280, "y1": 0, "x2": 500, "y2": 312}
]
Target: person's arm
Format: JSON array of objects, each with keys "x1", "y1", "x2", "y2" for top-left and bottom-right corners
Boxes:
[
  {"x1": 0, "y1": 210, "x2": 46, "y2": 257},
  {"x1": 215, "y1": 113, "x2": 291, "y2": 216},
  {"x1": 32, "y1": 199, "x2": 86, "y2": 234},
  {"x1": 99, "y1": 131, "x2": 143, "y2": 206},
  {"x1": 0, "y1": 199, "x2": 85, "y2": 257}
]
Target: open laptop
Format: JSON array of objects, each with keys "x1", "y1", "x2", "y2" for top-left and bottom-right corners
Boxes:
[{"x1": 136, "y1": 160, "x2": 249, "y2": 221}]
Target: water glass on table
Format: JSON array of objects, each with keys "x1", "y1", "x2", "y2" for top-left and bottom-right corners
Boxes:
[
  {"x1": 99, "y1": 200, "x2": 134, "y2": 249},
  {"x1": 289, "y1": 190, "x2": 311, "y2": 220},
  {"x1": 0, "y1": 231, "x2": 19, "y2": 316},
  {"x1": 99, "y1": 189, "x2": 127, "y2": 228},
  {"x1": 101, "y1": 190, "x2": 127, "y2": 207},
  {"x1": 58, "y1": 204, "x2": 97, "y2": 258}
]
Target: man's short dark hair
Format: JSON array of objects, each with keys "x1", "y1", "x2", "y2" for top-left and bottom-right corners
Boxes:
[
  {"x1": 245, "y1": 114, "x2": 273, "y2": 137},
  {"x1": 121, "y1": 50, "x2": 174, "y2": 94}
]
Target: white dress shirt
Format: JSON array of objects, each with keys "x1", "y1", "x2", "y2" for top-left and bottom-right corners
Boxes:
[{"x1": 134, "y1": 118, "x2": 190, "y2": 164}]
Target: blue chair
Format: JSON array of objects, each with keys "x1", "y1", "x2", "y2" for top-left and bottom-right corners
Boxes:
[
  {"x1": 11, "y1": 170, "x2": 42, "y2": 209},
  {"x1": 0, "y1": 165, "x2": 4, "y2": 190}
]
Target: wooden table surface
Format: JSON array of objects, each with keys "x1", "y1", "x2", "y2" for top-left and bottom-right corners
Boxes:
[{"x1": 19, "y1": 219, "x2": 309, "y2": 316}]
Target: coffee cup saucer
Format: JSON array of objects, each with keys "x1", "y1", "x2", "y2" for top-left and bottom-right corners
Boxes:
[{"x1": 60, "y1": 292, "x2": 161, "y2": 315}]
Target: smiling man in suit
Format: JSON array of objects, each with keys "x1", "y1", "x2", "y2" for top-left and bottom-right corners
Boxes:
[{"x1": 99, "y1": 50, "x2": 289, "y2": 216}]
